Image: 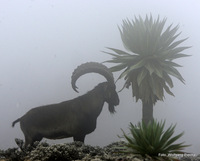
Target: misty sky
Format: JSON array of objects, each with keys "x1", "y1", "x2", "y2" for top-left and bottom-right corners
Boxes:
[{"x1": 0, "y1": 0, "x2": 200, "y2": 155}]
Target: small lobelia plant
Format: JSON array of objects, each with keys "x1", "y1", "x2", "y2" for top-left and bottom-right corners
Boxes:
[{"x1": 119, "y1": 120, "x2": 189, "y2": 160}]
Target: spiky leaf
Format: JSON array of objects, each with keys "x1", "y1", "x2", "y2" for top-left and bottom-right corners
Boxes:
[{"x1": 119, "y1": 120, "x2": 190, "y2": 158}]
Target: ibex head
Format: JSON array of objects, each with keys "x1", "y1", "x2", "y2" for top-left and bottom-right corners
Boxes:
[{"x1": 71, "y1": 62, "x2": 119, "y2": 113}]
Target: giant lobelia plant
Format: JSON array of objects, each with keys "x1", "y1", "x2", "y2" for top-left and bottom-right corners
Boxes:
[{"x1": 104, "y1": 15, "x2": 190, "y2": 124}]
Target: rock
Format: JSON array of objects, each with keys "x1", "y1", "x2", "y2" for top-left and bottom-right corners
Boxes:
[{"x1": 0, "y1": 140, "x2": 199, "y2": 161}]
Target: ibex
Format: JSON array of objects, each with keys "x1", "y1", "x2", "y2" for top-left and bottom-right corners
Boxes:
[{"x1": 12, "y1": 62, "x2": 119, "y2": 147}]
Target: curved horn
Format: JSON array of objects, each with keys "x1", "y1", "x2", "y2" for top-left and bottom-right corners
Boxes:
[{"x1": 71, "y1": 62, "x2": 114, "y2": 92}]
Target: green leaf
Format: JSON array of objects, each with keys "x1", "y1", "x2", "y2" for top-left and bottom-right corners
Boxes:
[
  {"x1": 163, "y1": 84, "x2": 174, "y2": 96},
  {"x1": 102, "y1": 51, "x2": 120, "y2": 57},
  {"x1": 162, "y1": 72, "x2": 174, "y2": 88},
  {"x1": 137, "y1": 69, "x2": 148, "y2": 86},
  {"x1": 145, "y1": 63, "x2": 155, "y2": 75},
  {"x1": 127, "y1": 59, "x2": 146, "y2": 73},
  {"x1": 109, "y1": 64, "x2": 127, "y2": 72},
  {"x1": 168, "y1": 37, "x2": 188, "y2": 49},
  {"x1": 165, "y1": 66, "x2": 185, "y2": 83},
  {"x1": 167, "y1": 47, "x2": 191, "y2": 59},
  {"x1": 106, "y1": 47, "x2": 132, "y2": 56},
  {"x1": 161, "y1": 61, "x2": 182, "y2": 67},
  {"x1": 154, "y1": 66, "x2": 164, "y2": 78},
  {"x1": 167, "y1": 53, "x2": 191, "y2": 60}
]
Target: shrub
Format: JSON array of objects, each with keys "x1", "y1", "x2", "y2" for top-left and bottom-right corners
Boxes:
[{"x1": 119, "y1": 120, "x2": 189, "y2": 159}]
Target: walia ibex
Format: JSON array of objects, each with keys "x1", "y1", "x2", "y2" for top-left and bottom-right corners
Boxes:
[{"x1": 12, "y1": 62, "x2": 119, "y2": 147}]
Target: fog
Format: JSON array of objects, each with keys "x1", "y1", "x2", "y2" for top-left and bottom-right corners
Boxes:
[{"x1": 0, "y1": 0, "x2": 199, "y2": 155}]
